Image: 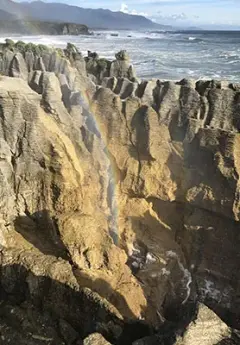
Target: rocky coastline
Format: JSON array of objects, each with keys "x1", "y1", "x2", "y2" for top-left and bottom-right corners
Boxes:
[
  {"x1": 0, "y1": 40, "x2": 239, "y2": 344},
  {"x1": 0, "y1": 21, "x2": 90, "y2": 35}
]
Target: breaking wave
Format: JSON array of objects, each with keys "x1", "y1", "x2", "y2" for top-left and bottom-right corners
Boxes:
[
  {"x1": 188, "y1": 36, "x2": 204, "y2": 43},
  {"x1": 2, "y1": 29, "x2": 240, "y2": 83}
]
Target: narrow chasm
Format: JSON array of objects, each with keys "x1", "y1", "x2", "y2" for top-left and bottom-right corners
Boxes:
[{"x1": 0, "y1": 40, "x2": 239, "y2": 345}]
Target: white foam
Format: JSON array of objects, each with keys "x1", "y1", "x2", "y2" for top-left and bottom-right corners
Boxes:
[
  {"x1": 0, "y1": 35, "x2": 67, "y2": 47},
  {"x1": 145, "y1": 252, "x2": 157, "y2": 264},
  {"x1": 201, "y1": 279, "x2": 232, "y2": 308},
  {"x1": 166, "y1": 251, "x2": 192, "y2": 305},
  {"x1": 161, "y1": 268, "x2": 171, "y2": 276},
  {"x1": 132, "y1": 261, "x2": 139, "y2": 268},
  {"x1": 127, "y1": 242, "x2": 140, "y2": 257},
  {"x1": 1, "y1": 30, "x2": 238, "y2": 83}
]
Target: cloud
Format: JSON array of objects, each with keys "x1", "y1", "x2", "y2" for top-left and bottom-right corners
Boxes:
[
  {"x1": 120, "y1": 2, "x2": 149, "y2": 16},
  {"x1": 156, "y1": 10, "x2": 188, "y2": 20},
  {"x1": 120, "y1": 3, "x2": 128, "y2": 12}
]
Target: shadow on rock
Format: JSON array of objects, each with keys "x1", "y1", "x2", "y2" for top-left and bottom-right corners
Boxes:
[
  {"x1": 129, "y1": 105, "x2": 156, "y2": 161},
  {"x1": 11, "y1": 211, "x2": 152, "y2": 344},
  {"x1": 0, "y1": 261, "x2": 152, "y2": 345},
  {"x1": 14, "y1": 210, "x2": 69, "y2": 261},
  {"x1": 72, "y1": 269, "x2": 137, "y2": 320},
  {"x1": 216, "y1": 331, "x2": 240, "y2": 345}
]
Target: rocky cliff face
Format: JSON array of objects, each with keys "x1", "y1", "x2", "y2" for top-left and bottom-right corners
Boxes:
[
  {"x1": 0, "y1": 42, "x2": 239, "y2": 344},
  {"x1": 0, "y1": 20, "x2": 90, "y2": 35}
]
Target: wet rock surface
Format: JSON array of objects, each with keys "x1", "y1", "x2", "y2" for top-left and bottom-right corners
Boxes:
[{"x1": 0, "y1": 44, "x2": 239, "y2": 344}]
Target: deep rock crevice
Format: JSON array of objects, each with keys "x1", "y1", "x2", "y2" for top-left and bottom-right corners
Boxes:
[{"x1": 0, "y1": 42, "x2": 239, "y2": 344}]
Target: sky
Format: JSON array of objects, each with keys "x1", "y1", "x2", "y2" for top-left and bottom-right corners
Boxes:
[{"x1": 19, "y1": 0, "x2": 240, "y2": 28}]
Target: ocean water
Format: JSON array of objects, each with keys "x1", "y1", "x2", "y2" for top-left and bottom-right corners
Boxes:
[{"x1": 1, "y1": 30, "x2": 240, "y2": 82}]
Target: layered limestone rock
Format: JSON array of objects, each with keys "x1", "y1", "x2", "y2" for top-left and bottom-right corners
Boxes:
[
  {"x1": 0, "y1": 75, "x2": 147, "y2": 322},
  {"x1": 0, "y1": 42, "x2": 136, "y2": 87},
  {"x1": 0, "y1": 44, "x2": 239, "y2": 344},
  {"x1": 92, "y1": 78, "x2": 240, "y2": 328},
  {"x1": 85, "y1": 50, "x2": 137, "y2": 84},
  {"x1": 3, "y1": 42, "x2": 91, "y2": 84},
  {"x1": 109, "y1": 51, "x2": 136, "y2": 82}
]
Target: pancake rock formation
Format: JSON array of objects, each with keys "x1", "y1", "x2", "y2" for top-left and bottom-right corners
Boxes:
[
  {"x1": 0, "y1": 41, "x2": 239, "y2": 344},
  {"x1": 85, "y1": 50, "x2": 137, "y2": 85}
]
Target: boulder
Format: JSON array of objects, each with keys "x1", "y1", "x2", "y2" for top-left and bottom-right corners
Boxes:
[
  {"x1": 133, "y1": 304, "x2": 238, "y2": 345},
  {"x1": 83, "y1": 333, "x2": 112, "y2": 345},
  {"x1": 174, "y1": 304, "x2": 233, "y2": 345}
]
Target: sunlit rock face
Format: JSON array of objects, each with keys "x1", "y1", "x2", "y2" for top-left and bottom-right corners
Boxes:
[
  {"x1": 133, "y1": 304, "x2": 238, "y2": 345},
  {"x1": 92, "y1": 77, "x2": 240, "y2": 328},
  {"x1": 0, "y1": 43, "x2": 239, "y2": 344}
]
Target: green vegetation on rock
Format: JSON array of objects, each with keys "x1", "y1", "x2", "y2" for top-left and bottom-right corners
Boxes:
[
  {"x1": 66, "y1": 43, "x2": 79, "y2": 54},
  {"x1": 85, "y1": 51, "x2": 110, "y2": 71},
  {"x1": 0, "y1": 39, "x2": 52, "y2": 56},
  {"x1": 64, "y1": 42, "x2": 82, "y2": 61},
  {"x1": 56, "y1": 48, "x2": 65, "y2": 58},
  {"x1": 5, "y1": 38, "x2": 14, "y2": 48},
  {"x1": 24, "y1": 43, "x2": 51, "y2": 55},
  {"x1": 84, "y1": 52, "x2": 111, "y2": 84},
  {"x1": 87, "y1": 51, "x2": 99, "y2": 59},
  {"x1": 97, "y1": 58, "x2": 110, "y2": 70},
  {"x1": 115, "y1": 50, "x2": 129, "y2": 61},
  {"x1": 14, "y1": 40, "x2": 26, "y2": 54}
]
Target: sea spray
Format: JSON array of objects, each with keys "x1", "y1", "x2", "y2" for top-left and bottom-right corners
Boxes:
[{"x1": 77, "y1": 89, "x2": 119, "y2": 245}]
